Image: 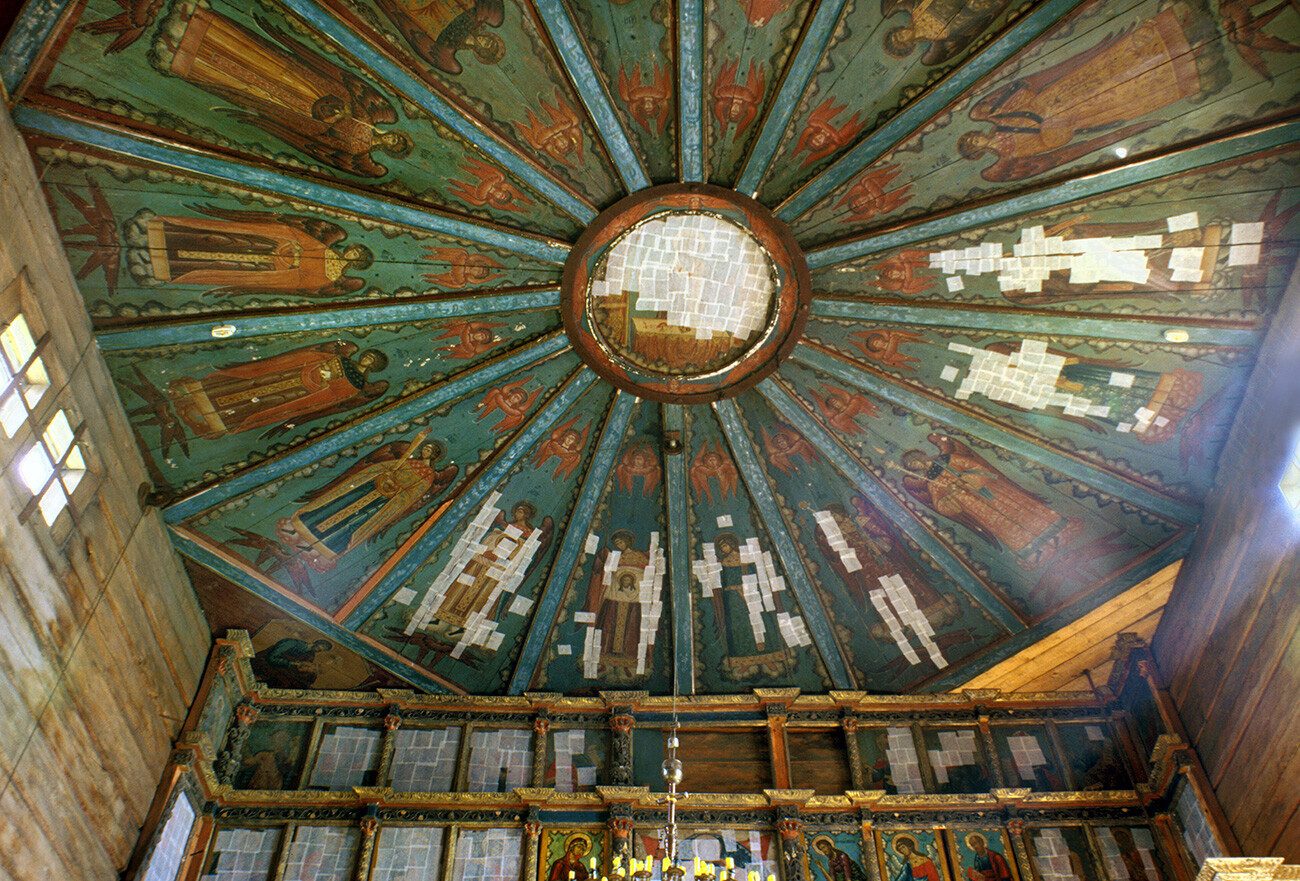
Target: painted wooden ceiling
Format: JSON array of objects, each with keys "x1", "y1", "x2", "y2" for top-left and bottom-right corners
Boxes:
[{"x1": 3, "y1": 0, "x2": 1298, "y2": 696}]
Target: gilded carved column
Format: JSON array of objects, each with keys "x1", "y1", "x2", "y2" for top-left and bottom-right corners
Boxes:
[
  {"x1": 842, "y1": 716, "x2": 863, "y2": 790},
  {"x1": 979, "y1": 716, "x2": 1008, "y2": 789},
  {"x1": 355, "y1": 816, "x2": 378, "y2": 881},
  {"x1": 860, "y1": 815, "x2": 882, "y2": 881},
  {"x1": 609, "y1": 808, "x2": 635, "y2": 870},
  {"x1": 216, "y1": 702, "x2": 257, "y2": 785},
  {"x1": 524, "y1": 817, "x2": 544, "y2": 881},
  {"x1": 776, "y1": 811, "x2": 806, "y2": 881},
  {"x1": 377, "y1": 709, "x2": 401, "y2": 787},
  {"x1": 1006, "y1": 819, "x2": 1035, "y2": 881},
  {"x1": 610, "y1": 714, "x2": 634, "y2": 785},
  {"x1": 533, "y1": 714, "x2": 551, "y2": 787}
]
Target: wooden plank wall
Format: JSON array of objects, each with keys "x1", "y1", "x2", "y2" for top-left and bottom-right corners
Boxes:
[
  {"x1": 1152, "y1": 260, "x2": 1300, "y2": 861},
  {"x1": 0, "y1": 103, "x2": 209, "y2": 879}
]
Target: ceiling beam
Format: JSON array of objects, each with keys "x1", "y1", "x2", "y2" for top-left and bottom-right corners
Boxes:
[
  {"x1": 805, "y1": 118, "x2": 1300, "y2": 268},
  {"x1": 280, "y1": 0, "x2": 596, "y2": 224},
  {"x1": 506, "y1": 390, "x2": 637, "y2": 694},
  {"x1": 792, "y1": 342, "x2": 1201, "y2": 524},
  {"x1": 171, "y1": 527, "x2": 459, "y2": 694},
  {"x1": 164, "y1": 332, "x2": 571, "y2": 522},
  {"x1": 0, "y1": 0, "x2": 75, "y2": 96},
  {"x1": 676, "y1": 0, "x2": 706, "y2": 183},
  {"x1": 663, "y1": 402, "x2": 694, "y2": 696},
  {"x1": 344, "y1": 367, "x2": 599, "y2": 628},
  {"x1": 810, "y1": 299, "x2": 1263, "y2": 348},
  {"x1": 733, "y1": 0, "x2": 851, "y2": 197},
  {"x1": 757, "y1": 375, "x2": 1026, "y2": 633},
  {"x1": 531, "y1": 0, "x2": 651, "y2": 193},
  {"x1": 775, "y1": 0, "x2": 1087, "y2": 221},
  {"x1": 14, "y1": 107, "x2": 571, "y2": 264},
  {"x1": 97, "y1": 289, "x2": 561, "y2": 350},
  {"x1": 714, "y1": 397, "x2": 855, "y2": 689}
]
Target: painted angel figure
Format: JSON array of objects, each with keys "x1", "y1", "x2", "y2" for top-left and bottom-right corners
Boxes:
[
  {"x1": 123, "y1": 204, "x2": 373, "y2": 298},
  {"x1": 690, "y1": 440, "x2": 738, "y2": 504},
  {"x1": 167, "y1": 341, "x2": 388, "y2": 440},
  {"x1": 151, "y1": 5, "x2": 412, "y2": 178},
  {"x1": 900, "y1": 433, "x2": 1083, "y2": 568},
  {"x1": 275, "y1": 435, "x2": 457, "y2": 572},
  {"x1": 957, "y1": 9, "x2": 1220, "y2": 182},
  {"x1": 533, "y1": 415, "x2": 590, "y2": 481},
  {"x1": 430, "y1": 500, "x2": 553, "y2": 629}
]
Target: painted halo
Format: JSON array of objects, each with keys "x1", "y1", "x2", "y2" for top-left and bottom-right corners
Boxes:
[
  {"x1": 892, "y1": 834, "x2": 921, "y2": 854},
  {"x1": 564, "y1": 831, "x2": 594, "y2": 854},
  {"x1": 562, "y1": 183, "x2": 811, "y2": 403}
]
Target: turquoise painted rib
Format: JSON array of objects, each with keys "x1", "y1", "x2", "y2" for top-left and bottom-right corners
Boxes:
[
  {"x1": 714, "y1": 398, "x2": 854, "y2": 689},
  {"x1": 171, "y1": 529, "x2": 455, "y2": 694},
  {"x1": 793, "y1": 343, "x2": 1202, "y2": 524},
  {"x1": 281, "y1": 0, "x2": 595, "y2": 224},
  {"x1": 925, "y1": 532, "x2": 1192, "y2": 691},
  {"x1": 663, "y1": 403, "x2": 694, "y2": 696},
  {"x1": 777, "y1": 0, "x2": 1086, "y2": 221},
  {"x1": 733, "y1": 0, "x2": 850, "y2": 196},
  {"x1": 506, "y1": 390, "x2": 636, "y2": 694},
  {"x1": 165, "y1": 333, "x2": 572, "y2": 522},
  {"x1": 13, "y1": 107, "x2": 572, "y2": 264},
  {"x1": 811, "y1": 299, "x2": 1262, "y2": 348},
  {"x1": 677, "y1": 0, "x2": 705, "y2": 183},
  {"x1": 98, "y1": 289, "x2": 562, "y2": 350},
  {"x1": 531, "y1": 0, "x2": 650, "y2": 193},
  {"x1": 1, "y1": 0, "x2": 74, "y2": 95},
  {"x1": 806, "y1": 119, "x2": 1300, "y2": 268},
  {"x1": 757, "y1": 377, "x2": 1026, "y2": 633},
  {"x1": 345, "y1": 368, "x2": 599, "y2": 628}
]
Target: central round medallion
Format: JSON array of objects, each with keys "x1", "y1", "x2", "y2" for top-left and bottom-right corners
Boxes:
[
  {"x1": 563, "y1": 184, "x2": 810, "y2": 403},
  {"x1": 589, "y1": 212, "x2": 778, "y2": 374}
]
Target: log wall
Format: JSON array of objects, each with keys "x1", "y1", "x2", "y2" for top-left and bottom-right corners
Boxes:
[
  {"x1": 0, "y1": 101, "x2": 208, "y2": 879},
  {"x1": 1152, "y1": 261, "x2": 1300, "y2": 860}
]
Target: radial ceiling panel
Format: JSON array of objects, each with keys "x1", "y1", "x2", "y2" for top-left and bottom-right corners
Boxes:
[{"x1": 4, "y1": 0, "x2": 1298, "y2": 696}]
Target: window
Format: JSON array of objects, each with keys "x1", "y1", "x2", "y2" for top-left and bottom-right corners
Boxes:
[
  {"x1": 17, "y1": 407, "x2": 87, "y2": 525},
  {"x1": 0, "y1": 313, "x2": 51, "y2": 437},
  {"x1": 0, "y1": 274, "x2": 98, "y2": 533},
  {"x1": 1280, "y1": 430, "x2": 1300, "y2": 516}
]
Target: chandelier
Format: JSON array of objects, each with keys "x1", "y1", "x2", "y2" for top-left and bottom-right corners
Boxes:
[{"x1": 593, "y1": 665, "x2": 778, "y2": 881}]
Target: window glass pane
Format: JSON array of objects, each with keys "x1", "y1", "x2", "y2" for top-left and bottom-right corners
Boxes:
[
  {"x1": 39, "y1": 483, "x2": 68, "y2": 525},
  {"x1": 0, "y1": 393, "x2": 25, "y2": 437},
  {"x1": 0, "y1": 314, "x2": 35, "y2": 367},
  {"x1": 63, "y1": 452, "x2": 86, "y2": 493},
  {"x1": 21, "y1": 361, "x2": 49, "y2": 408},
  {"x1": 44, "y1": 410, "x2": 74, "y2": 459},
  {"x1": 18, "y1": 445, "x2": 54, "y2": 493}
]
